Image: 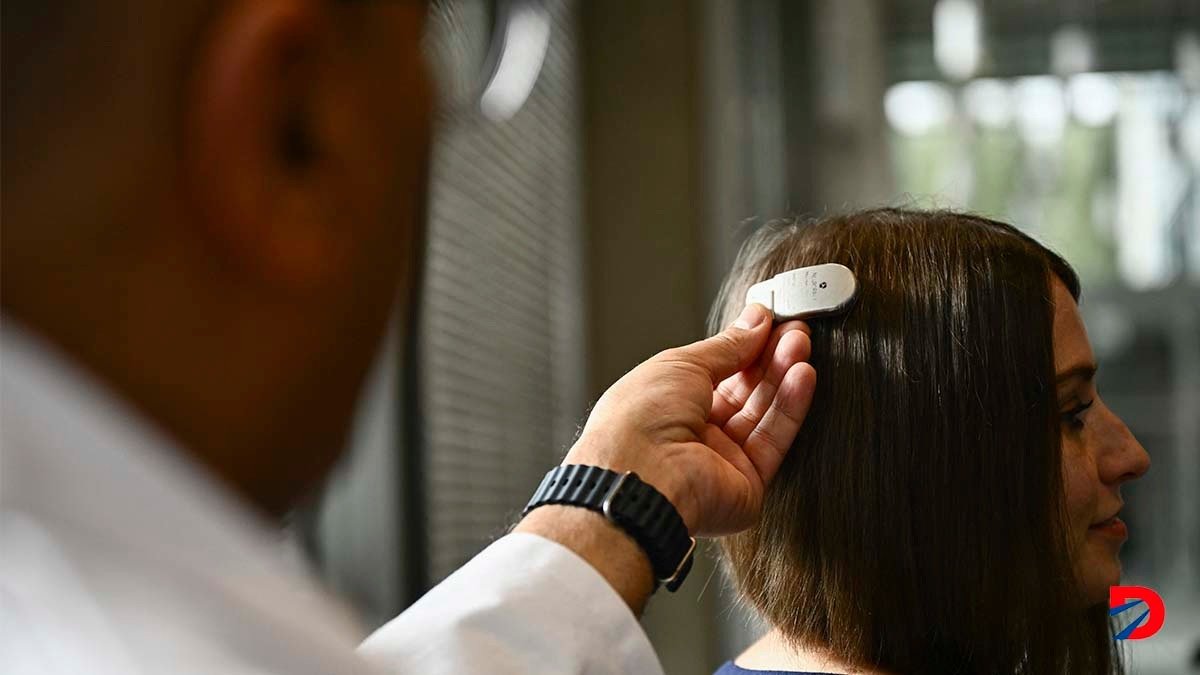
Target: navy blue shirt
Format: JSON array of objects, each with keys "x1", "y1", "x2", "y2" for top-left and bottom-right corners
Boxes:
[{"x1": 713, "y1": 661, "x2": 837, "y2": 675}]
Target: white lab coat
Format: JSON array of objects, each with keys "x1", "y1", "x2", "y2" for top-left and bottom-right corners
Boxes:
[{"x1": 0, "y1": 323, "x2": 662, "y2": 674}]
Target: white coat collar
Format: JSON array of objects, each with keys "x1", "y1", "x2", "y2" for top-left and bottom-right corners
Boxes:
[{"x1": 1, "y1": 318, "x2": 370, "y2": 672}]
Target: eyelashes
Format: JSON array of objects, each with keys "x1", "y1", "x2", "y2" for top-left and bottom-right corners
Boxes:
[{"x1": 1061, "y1": 399, "x2": 1095, "y2": 430}]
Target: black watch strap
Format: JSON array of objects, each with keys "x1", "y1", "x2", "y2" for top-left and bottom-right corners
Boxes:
[{"x1": 523, "y1": 464, "x2": 696, "y2": 592}]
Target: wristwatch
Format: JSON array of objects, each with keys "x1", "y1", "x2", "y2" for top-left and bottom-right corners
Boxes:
[{"x1": 523, "y1": 464, "x2": 696, "y2": 592}]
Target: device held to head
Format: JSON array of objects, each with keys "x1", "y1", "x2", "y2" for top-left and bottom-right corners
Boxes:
[{"x1": 745, "y1": 263, "x2": 858, "y2": 321}]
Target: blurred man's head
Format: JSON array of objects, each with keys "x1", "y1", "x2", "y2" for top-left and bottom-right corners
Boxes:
[{"x1": 2, "y1": 0, "x2": 432, "y2": 514}]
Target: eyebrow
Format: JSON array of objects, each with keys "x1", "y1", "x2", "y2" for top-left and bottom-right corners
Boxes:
[{"x1": 1055, "y1": 363, "x2": 1098, "y2": 385}]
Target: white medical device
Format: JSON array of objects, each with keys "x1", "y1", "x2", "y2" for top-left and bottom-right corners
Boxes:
[{"x1": 745, "y1": 263, "x2": 858, "y2": 320}]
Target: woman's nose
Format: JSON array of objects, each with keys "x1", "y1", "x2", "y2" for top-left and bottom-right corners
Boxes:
[{"x1": 1099, "y1": 406, "x2": 1151, "y2": 485}]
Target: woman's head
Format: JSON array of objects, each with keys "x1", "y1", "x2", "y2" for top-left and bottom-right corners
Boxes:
[{"x1": 713, "y1": 209, "x2": 1148, "y2": 673}]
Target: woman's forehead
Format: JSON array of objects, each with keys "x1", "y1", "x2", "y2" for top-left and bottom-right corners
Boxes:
[{"x1": 1051, "y1": 278, "x2": 1094, "y2": 375}]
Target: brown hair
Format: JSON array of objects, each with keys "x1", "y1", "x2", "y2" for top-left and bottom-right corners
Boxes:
[{"x1": 713, "y1": 209, "x2": 1118, "y2": 674}]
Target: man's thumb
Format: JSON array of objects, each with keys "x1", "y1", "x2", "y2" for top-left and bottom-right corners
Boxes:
[{"x1": 674, "y1": 303, "x2": 772, "y2": 384}]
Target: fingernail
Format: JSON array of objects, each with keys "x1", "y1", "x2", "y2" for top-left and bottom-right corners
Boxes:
[{"x1": 733, "y1": 304, "x2": 768, "y2": 329}]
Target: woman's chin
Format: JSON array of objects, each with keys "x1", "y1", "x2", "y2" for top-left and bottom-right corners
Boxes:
[{"x1": 1078, "y1": 542, "x2": 1123, "y2": 605}]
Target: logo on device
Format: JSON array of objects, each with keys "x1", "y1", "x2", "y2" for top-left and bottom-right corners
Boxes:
[{"x1": 1109, "y1": 586, "x2": 1165, "y2": 640}]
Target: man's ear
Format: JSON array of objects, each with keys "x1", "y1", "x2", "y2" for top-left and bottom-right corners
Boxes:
[{"x1": 184, "y1": 0, "x2": 346, "y2": 290}]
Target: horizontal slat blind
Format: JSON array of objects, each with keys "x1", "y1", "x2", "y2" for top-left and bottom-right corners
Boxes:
[{"x1": 420, "y1": 0, "x2": 585, "y2": 585}]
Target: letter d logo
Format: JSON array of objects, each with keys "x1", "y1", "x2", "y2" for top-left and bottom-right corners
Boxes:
[{"x1": 1109, "y1": 585, "x2": 1166, "y2": 640}]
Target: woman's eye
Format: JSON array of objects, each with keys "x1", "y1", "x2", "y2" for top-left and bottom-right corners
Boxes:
[{"x1": 1061, "y1": 399, "x2": 1095, "y2": 430}]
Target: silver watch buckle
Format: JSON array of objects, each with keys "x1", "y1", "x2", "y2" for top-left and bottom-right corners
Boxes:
[
  {"x1": 600, "y1": 471, "x2": 633, "y2": 519},
  {"x1": 601, "y1": 471, "x2": 697, "y2": 587},
  {"x1": 660, "y1": 536, "x2": 696, "y2": 586}
]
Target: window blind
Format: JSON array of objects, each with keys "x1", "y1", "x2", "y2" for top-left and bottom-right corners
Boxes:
[{"x1": 417, "y1": 0, "x2": 586, "y2": 586}]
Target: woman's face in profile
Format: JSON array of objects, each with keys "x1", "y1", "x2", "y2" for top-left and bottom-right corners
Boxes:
[{"x1": 1053, "y1": 280, "x2": 1151, "y2": 604}]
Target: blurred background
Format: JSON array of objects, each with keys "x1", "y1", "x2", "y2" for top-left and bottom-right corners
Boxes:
[{"x1": 298, "y1": 0, "x2": 1200, "y2": 672}]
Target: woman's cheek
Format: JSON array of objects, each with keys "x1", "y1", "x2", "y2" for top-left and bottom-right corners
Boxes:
[{"x1": 1060, "y1": 435, "x2": 1097, "y2": 539}]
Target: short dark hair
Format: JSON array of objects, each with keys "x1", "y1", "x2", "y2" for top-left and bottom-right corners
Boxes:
[{"x1": 713, "y1": 209, "x2": 1117, "y2": 673}]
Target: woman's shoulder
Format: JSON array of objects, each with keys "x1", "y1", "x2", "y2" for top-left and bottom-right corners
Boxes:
[
  {"x1": 726, "y1": 629, "x2": 857, "y2": 675},
  {"x1": 713, "y1": 660, "x2": 838, "y2": 675}
]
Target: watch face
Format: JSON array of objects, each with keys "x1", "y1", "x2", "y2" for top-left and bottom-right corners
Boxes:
[{"x1": 425, "y1": 0, "x2": 551, "y2": 122}]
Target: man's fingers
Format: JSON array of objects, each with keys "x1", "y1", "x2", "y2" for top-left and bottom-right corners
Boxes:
[
  {"x1": 711, "y1": 371, "x2": 757, "y2": 430},
  {"x1": 669, "y1": 303, "x2": 772, "y2": 385},
  {"x1": 722, "y1": 329, "x2": 811, "y2": 444},
  {"x1": 710, "y1": 320, "x2": 810, "y2": 427},
  {"x1": 743, "y1": 361, "x2": 816, "y2": 485}
]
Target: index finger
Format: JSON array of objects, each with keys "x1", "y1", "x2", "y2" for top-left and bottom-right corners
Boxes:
[{"x1": 710, "y1": 320, "x2": 810, "y2": 427}]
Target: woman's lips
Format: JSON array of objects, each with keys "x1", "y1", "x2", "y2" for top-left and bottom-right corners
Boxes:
[{"x1": 1089, "y1": 516, "x2": 1128, "y2": 540}]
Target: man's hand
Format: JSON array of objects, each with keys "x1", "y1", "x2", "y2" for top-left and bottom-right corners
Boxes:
[
  {"x1": 515, "y1": 303, "x2": 815, "y2": 611},
  {"x1": 563, "y1": 303, "x2": 815, "y2": 535}
]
